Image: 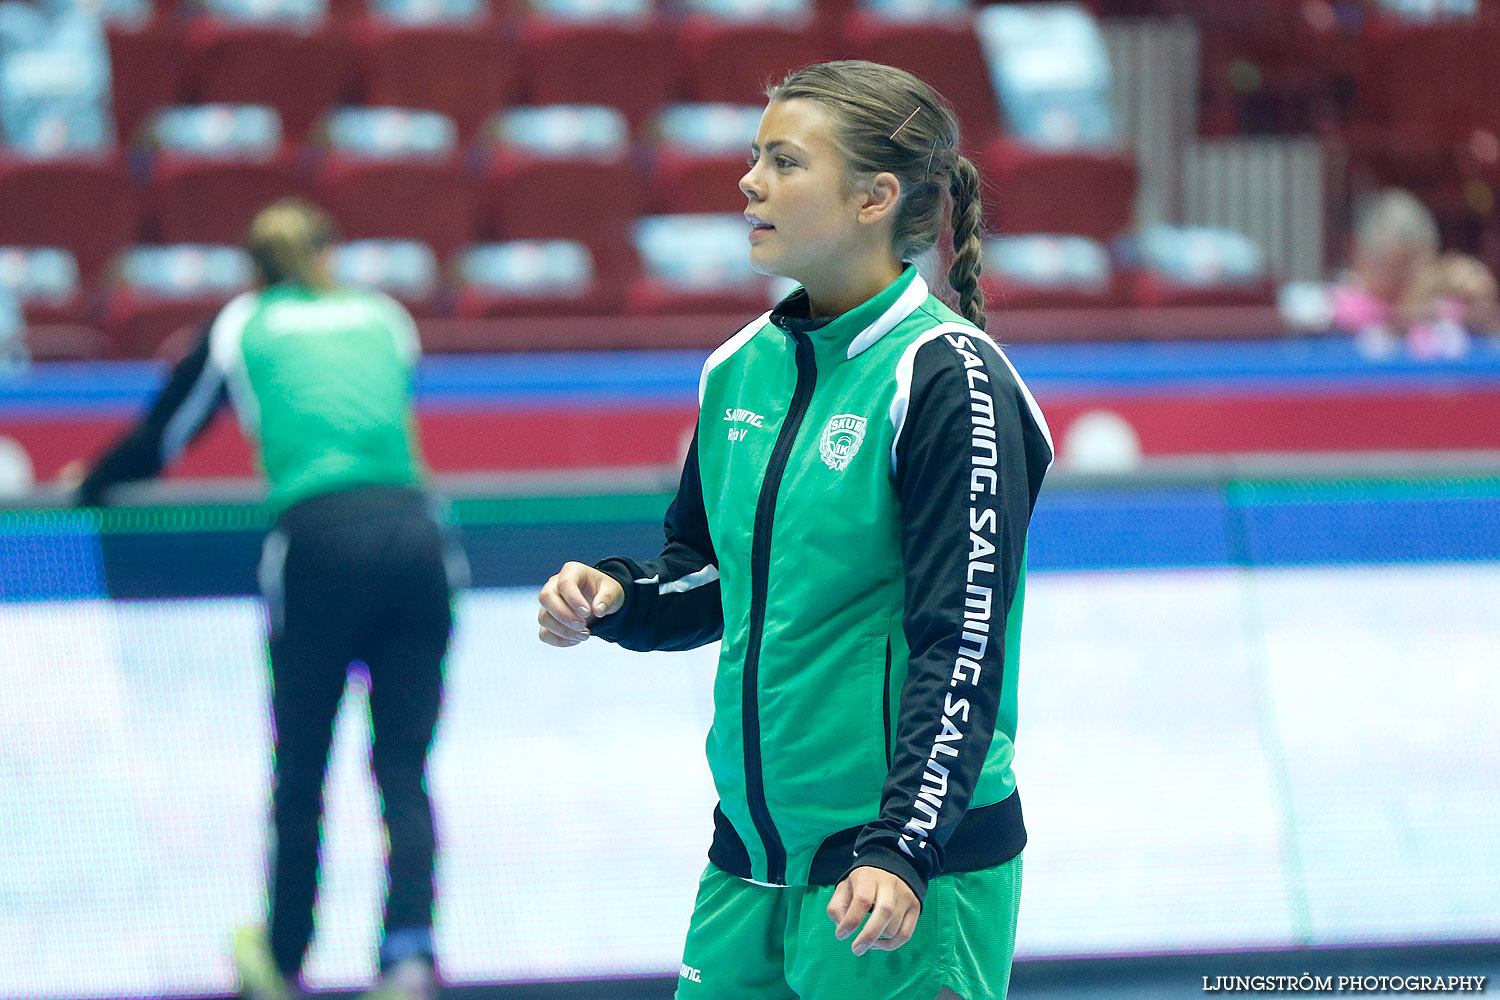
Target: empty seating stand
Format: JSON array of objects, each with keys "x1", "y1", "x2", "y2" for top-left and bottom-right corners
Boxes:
[
  {"x1": 674, "y1": 0, "x2": 825, "y2": 105},
  {"x1": 141, "y1": 104, "x2": 301, "y2": 244},
  {"x1": 102, "y1": 244, "x2": 253, "y2": 357},
  {"x1": 0, "y1": 0, "x2": 1306, "y2": 352},
  {"x1": 352, "y1": 0, "x2": 513, "y2": 141},
  {"x1": 476, "y1": 104, "x2": 642, "y2": 295},
  {"x1": 645, "y1": 103, "x2": 760, "y2": 215},
  {"x1": 516, "y1": 0, "x2": 677, "y2": 129},
  {"x1": 182, "y1": 0, "x2": 354, "y2": 142},
  {"x1": 311, "y1": 107, "x2": 477, "y2": 258}
]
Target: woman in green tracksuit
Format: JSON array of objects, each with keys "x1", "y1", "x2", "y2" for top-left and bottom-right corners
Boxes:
[
  {"x1": 78, "y1": 201, "x2": 454, "y2": 1000},
  {"x1": 538, "y1": 61, "x2": 1052, "y2": 1000}
]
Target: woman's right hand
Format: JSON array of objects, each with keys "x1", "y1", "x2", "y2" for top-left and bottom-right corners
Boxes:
[{"x1": 537, "y1": 561, "x2": 626, "y2": 647}]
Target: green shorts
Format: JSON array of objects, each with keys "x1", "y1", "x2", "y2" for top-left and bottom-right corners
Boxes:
[{"x1": 674, "y1": 855, "x2": 1022, "y2": 1000}]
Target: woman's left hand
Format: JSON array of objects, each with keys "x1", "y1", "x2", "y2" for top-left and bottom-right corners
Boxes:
[{"x1": 827, "y1": 866, "x2": 921, "y2": 955}]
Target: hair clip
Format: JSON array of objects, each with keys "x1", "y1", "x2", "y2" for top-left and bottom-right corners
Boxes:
[{"x1": 889, "y1": 108, "x2": 920, "y2": 141}]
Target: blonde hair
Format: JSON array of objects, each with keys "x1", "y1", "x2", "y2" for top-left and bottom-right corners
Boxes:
[
  {"x1": 1355, "y1": 189, "x2": 1439, "y2": 256},
  {"x1": 246, "y1": 199, "x2": 337, "y2": 289},
  {"x1": 768, "y1": 60, "x2": 987, "y2": 328}
]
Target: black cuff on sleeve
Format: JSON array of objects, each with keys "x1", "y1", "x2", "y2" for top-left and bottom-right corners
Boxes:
[
  {"x1": 588, "y1": 556, "x2": 643, "y2": 644},
  {"x1": 842, "y1": 844, "x2": 929, "y2": 905}
]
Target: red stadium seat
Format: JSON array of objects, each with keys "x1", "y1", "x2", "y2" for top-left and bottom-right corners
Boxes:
[
  {"x1": 475, "y1": 151, "x2": 642, "y2": 288},
  {"x1": 675, "y1": 16, "x2": 825, "y2": 105},
  {"x1": 13, "y1": 289, "x2": 90, "y2": 326},
  {"x1": 515, "y1": 18, "x2": 678, "y2": 127},
  {"x1": 18, "y1": 295, "x2": 91, "y2": 325},
  {"x1": 352, "y1": 20, "x2": 514, "y2": 140},
  {"x1": 646, "y1": 149, "x2": 747, "y2": 215},
  {"x1": 326, "y1": 0, "x2": 367, "y2": 23},
  {"x1": 1356, "y1": 25, "x2": 1500, "y2": 144},
  {"x1": 453, "y1": 286, "x2": 622, "y2": 317},
  {"x1": 107, "y1": 23, "x2": 184, "y2": 145},
  {"x1": 838, "y1": 13, "x2": 1002, "y2": 147},
  {"x1": 452, "y1": 240, "x2": 624, "y2": 317},
  {"x1": 1127, "y1": 270, "x2": 1276, "y2": 309},
  {"x1": 312, "y1": 152, "x2": 477, "y2": 259},
  {"x1": 330, "y1": 239, "x2": 443, "y2": 317},
  {"x1": 146, "y1": 151, "x2": 302, "y2": 244},
  {"x1": 624, "y1": 277, "x2": 771, "y2": 314},
  {"x1": 182, "y1": 19, "x2": 355, "y2": 141},
  {"x1": 980, "y1": 139, "x2": 1137, "y2": 240},
  {"x1": 980, "y1": 274, "x2": 1126, "y2": 310},
  {"x1": 25, "y1": 324, "x2": 108, "y2": 360},
  {"x1": 644, "y1": 104, "x2": 759, "y2": 215},
  {"x1": 103, "y1": 243, "x2": 248, "y2": 357},
  {"x1": 626, "y1": 211, "x2": 770, "y2": 315},
  {"x1": 0, "y1": 156, "x2": 140, "y2": 282},
  {"x1": 0, "y1": 247, "x2": 90, "y2": 325},
  {"x1": 101, "y1": 290, "x2": 230, "y2": 358}
]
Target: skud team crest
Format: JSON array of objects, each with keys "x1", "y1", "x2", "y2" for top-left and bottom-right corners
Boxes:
[{"x1": 819, "y1": 414, "x2": 867, "y2": 471}]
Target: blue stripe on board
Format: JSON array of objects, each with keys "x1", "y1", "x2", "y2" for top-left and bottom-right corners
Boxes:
[
  {"x1": 5, "y1": 340, "x2": 1500, "y2": 414},
  {"x1": 4, "y1": 485, "x2": 1497, "y2": 601},
  {"x1": 1031, "y1": 488, "x2": 1500, "y2": 570},
  {"x1": 1240, "y1": 496, "x2": 1500, "y2": 566},
  {"x1": 0, "y1": 522, "x2": 106, "y2": 600},
  {"x1": 1028, "y1": 486, "x2": 1236, "y2": 570}
]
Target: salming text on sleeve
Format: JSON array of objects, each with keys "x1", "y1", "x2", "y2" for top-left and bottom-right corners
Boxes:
[{"x1": 847, "y1": 331, "x2": 1052, "y2": 901}]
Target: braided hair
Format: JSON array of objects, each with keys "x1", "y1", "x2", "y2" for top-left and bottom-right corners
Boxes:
[{"x1": 769, "y1": 60, "x2": 987, "y2": 328}]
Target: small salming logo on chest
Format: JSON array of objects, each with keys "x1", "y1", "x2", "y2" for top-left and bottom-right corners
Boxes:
[
  {"x1": 725, "y1": 407, "x2": 765, "y2": 442},
  {"x1": 819, "y1": 414, "x2": 867, "y2": 471}
]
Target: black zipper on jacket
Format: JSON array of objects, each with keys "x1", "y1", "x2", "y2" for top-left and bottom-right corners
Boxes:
[
  {"x1": 883, "y1": 637, "x2": 894, "y2": 768},
  {"x1": 741, "y1": 328, "x2": 817, "y2": 886}
]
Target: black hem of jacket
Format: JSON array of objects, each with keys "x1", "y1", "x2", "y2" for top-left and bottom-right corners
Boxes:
[{"x1": 705, "y1": 790, "x2": 1026, "y2": 902}]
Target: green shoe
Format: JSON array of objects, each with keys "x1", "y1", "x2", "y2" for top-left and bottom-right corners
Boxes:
[{"x1": 231, "y1": 925, "x2": 292, "y2": 1000}]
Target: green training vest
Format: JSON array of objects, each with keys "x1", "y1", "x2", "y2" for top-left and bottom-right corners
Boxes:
[{"x1": 208, "y1": 284, "x2": 423, "y2": 511}]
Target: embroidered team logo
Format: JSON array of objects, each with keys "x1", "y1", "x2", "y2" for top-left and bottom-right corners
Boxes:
[{"x1": 819, "y1": 414, "x2": 867, "y2": 471}]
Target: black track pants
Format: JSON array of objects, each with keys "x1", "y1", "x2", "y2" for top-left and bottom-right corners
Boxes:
[{"x1": 257, "y1": 485, "x2": 458, "y2": 980}]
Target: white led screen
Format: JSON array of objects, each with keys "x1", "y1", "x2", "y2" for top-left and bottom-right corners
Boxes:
[{"x1": 2, "y1": 565, "x2": 1499, "y2": 999}]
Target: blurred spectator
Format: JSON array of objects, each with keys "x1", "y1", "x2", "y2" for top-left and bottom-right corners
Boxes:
[
  {"x1": 0, "y1": 0, "x2": 114, "y2": 155},
  {"x1": 1329, "y1": 188, "x2": 1499, "y2": 357}
]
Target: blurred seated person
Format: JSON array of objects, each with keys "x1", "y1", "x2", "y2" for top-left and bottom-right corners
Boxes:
[{"x1": 1330, "y1": 188, "x2": 1499, "y2": 358}]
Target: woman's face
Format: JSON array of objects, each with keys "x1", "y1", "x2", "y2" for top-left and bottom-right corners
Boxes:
[{"x1": 739, "y1": 99, "x2": 873, "y2": 286}]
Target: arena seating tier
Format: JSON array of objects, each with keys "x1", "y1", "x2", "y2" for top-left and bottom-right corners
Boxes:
[{"x1": 15, "y1": 0, "x2": 1487, "y2": 355}]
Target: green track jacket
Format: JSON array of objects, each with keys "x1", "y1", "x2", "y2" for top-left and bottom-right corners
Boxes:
[
  {"x1": 594, "y1": 266, "x2": 1053, "y2": 901},
  {"x1": 78, "y1": 284, "x2": 424, "y2": 512}
]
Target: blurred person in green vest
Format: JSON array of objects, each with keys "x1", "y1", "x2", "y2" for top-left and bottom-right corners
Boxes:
[{"x1": 74, "y1": 199, "x2": 461, "y2": 1000}]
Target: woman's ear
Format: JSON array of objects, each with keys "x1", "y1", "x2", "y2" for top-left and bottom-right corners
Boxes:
[{"x1": 856, "y1": 172, "x2": 902, "y2": 225}]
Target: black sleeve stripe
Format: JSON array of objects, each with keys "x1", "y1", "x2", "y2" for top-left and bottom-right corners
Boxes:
[
  {"x1": 850, "y1": 323, "x2": 1048, "y2": 900},
  {"x1": 78, "y1": 324, "x2": 224, "y2": 504},
  {"x1": 888, "y1": 323, "x2": 1054, "y2": 482},
  {"x1": 160, "y1": 336, "x2": 228, "y2": 464}
]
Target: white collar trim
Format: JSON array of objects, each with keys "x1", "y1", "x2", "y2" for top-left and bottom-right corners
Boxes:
[{"x1": 846, "y1": 272, "x2": 929, "y2": 360}]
